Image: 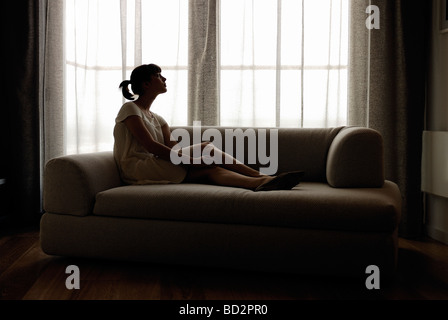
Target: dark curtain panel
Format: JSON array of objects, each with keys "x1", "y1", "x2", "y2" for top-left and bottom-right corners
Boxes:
[
  {"x1": 349, "y1": 0, "x2": 430, "y2": 238},
  {"x1": 1, "y1": 1, "x2": 42, "y2": 225}
]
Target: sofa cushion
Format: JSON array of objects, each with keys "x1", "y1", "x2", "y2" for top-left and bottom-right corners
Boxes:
[{"x1": 93, "y1": 181, "x2": 401, "y2": 233}]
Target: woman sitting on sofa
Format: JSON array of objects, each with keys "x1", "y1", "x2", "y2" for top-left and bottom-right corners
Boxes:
[{"x1": 113, "y1": 63, "x2": 302, "y2": 191}]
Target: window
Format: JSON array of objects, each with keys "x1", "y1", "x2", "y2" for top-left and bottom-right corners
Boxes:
[
  {"x1": 220, "y1": 0, "x2": 348, "y2": 127},
  {"x1": 64, "y1": 0, "x2": 348, "y2": 154}
]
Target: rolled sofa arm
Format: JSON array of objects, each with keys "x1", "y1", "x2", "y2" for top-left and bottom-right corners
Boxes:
[
  {"x1": 326, "y1": 127, "x2": 384, "y2": 188},
  {"x1": 43, "y1": 151, "x2": 122, "y2": 216}
]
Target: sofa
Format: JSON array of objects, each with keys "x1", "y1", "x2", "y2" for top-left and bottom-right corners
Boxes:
[{"x1": 40, "y1": 126, "x2": 402, "y2": 278}]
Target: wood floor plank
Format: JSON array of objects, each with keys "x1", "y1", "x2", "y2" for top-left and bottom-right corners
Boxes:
[
  {"x1": 0, "y1": 236, "x2": 37, "y2": 276},
  {"x1": 0, "y1": 241, "x2": 52, "y2": 300},
  {"x1": 2, "y1": 228, "x2": 448, "y2": 300}
]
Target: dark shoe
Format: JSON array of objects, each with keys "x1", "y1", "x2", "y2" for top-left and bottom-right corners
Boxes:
[{"x1": 255, "y1": 171, "x2": 304, "y2": 192}]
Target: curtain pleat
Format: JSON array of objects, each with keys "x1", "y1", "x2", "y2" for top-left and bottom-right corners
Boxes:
[
  {"x1": 41, "y1": 0, "x2": 65, "y2": 165},
  {"x1": 275, "y1": 0, "x2": 282, "y2": 127},
  {"x1": 349, "y1": 0, "x2": 370, "y2": 127},
  {"x1": 300, "y1": 0, "x2": 305, "y2": 128},
  {"x1": 134, "y1": 0, "x2": 142, "y2": 66},
  {"x1": 120, "y1": 0, "x2": 128, "y2": 89},
  {"x1": 188, "y1": 0, "x2": 220, "y2": 126}
]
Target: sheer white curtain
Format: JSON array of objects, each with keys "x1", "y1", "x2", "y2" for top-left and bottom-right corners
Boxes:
[
  {"x1": 62, "y1": 0, "x2": 348, "y2": 155},
  {"x1": 220, "y1": 0, "x2": 348, "y2": 127},
  {"x1": 64, "y1": 0, "x2": 188, "y2": 154}
]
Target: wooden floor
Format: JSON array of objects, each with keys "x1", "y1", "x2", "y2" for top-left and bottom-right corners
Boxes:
[{"x1": 1, "y1": 226, "x2": 448, "y2": 301}]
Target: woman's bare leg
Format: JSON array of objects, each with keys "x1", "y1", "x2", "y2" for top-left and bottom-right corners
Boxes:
[
  {"x1": 185, "y1": 166, "x2": 273, "y2": 190},
  {"x1": 200, "y1": 142, "x2": 265, "y2": 177}
]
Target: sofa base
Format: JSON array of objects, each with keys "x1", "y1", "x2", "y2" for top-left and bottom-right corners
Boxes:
[{"x1": 40, "y1": 213, "x2": 398, "y2": 278}]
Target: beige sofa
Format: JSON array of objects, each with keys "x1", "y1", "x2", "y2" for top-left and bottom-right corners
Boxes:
[{"x1": 40, "y1": 126, "x2": 401, "y2": 278}]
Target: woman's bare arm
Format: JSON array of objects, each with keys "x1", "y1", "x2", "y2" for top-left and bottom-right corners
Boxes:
[
  {"x1": 123, "y1": 115, "x2": 206, "y2": 166},
  {"x1": 161, "y1": 123, "x2": 179, "y2": 149},
  {"x1": 123, "y1": 115, "x2": 174, "y2": 162}
]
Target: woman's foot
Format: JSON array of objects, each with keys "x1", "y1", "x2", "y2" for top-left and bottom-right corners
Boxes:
[{"x1": 254, "y1": 171, "x2": 304, "y2": 192}]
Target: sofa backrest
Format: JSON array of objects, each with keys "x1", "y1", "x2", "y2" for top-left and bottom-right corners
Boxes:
[{"x1": 170, "y1": 126, "x2": 344, "y2": 182}]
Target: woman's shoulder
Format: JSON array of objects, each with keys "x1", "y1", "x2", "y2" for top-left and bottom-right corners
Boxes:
[
  {"x1": 116, "y1": 101, "x2": 143, "y2": 122},
  {"x1": 120, "y1": 101, "x2": 140, "y2": 111}
]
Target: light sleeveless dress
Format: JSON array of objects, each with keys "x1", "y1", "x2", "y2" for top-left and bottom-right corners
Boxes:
[{"x1": 113, "y1": 102, "x2": 187, "y2": 185}]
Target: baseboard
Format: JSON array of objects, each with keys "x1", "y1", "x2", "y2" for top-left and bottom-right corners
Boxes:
[{"x1": 426, "y1": 225, "x2": 448, "y2": 245}]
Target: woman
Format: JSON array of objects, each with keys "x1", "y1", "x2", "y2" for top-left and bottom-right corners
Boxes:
[{"x1": 113, "y1": 64, "x2": 302, "y2": 191}]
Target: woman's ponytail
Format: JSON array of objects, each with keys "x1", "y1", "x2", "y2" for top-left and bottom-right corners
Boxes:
[{"x1": 119, "y1": 80, "x2": 135, "y2": 100}]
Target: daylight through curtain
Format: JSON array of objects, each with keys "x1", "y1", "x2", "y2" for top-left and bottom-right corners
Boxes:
[{"x1": 60, "y1": 0, "x2": 348, "y2": 154}]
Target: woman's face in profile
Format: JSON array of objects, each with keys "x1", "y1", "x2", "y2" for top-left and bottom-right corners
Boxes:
[{"x1": 150, "y1": 72, "x2": 167, "y2": 94}]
